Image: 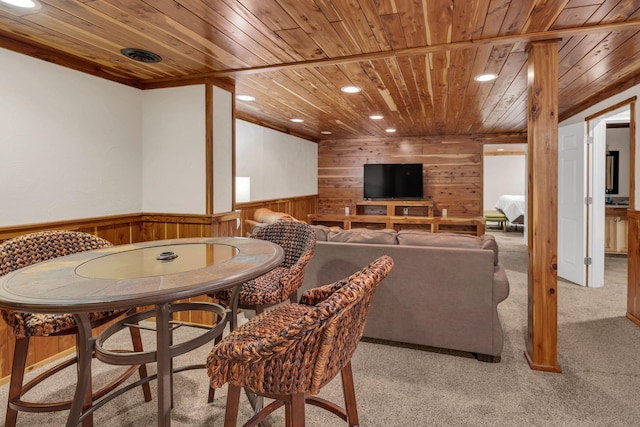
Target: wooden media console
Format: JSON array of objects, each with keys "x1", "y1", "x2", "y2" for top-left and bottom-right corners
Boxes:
[{"x1": 308, "y1": 200, "x2": 485, "y2": 236}]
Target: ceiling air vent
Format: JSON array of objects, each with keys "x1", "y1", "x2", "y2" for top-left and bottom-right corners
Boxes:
[{"x1": 120, "y1": 48, "x2": 162, "y2": 63}]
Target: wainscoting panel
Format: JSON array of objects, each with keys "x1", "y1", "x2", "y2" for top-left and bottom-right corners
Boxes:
[
  {"x1": 0, "y1": 214, "x2": 144, "y2": 244},
  {"x1": 237, "y1": 195, "x2": 319, "y2": 235}
]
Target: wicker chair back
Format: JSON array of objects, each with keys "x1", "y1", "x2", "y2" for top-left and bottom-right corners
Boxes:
[{"x1": 207, "y1": 255, "x2": 394, "y2": 395}]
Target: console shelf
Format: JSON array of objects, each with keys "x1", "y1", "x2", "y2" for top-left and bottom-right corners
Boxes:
[
  {"x1": 355, "y1": 200, "x2": 434, "y2": 217},
  {"x1": 309, "y1": 200, "x2": 484, "y2": 236},
  {"x1": 307, "y1": 214, "x2": 485, "y2": 236}
]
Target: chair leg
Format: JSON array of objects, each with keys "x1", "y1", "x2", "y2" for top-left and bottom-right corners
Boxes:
[
  {"x1": 340, "y1": 361, "x2": 359, "y2": 427},
  {"x1": 5, "y1": 337, "x2": 29, "y2": 427},
  {"x1": 224, "y1": 384, "x2": 242, "y2": 427},
  {"x1": 128, "y1": 324, "x2": 153, "y2": 402},
  {"x1": 208, "y1": 311, "x2": 227, "y2": 403},
  {"x1": 288, "y1": 392, "x2": 305, "y2": 427}
]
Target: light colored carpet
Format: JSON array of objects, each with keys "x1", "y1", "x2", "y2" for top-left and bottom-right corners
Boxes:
[{"x1": 1, "y1": 230, "x2": 640, "y2": 426}]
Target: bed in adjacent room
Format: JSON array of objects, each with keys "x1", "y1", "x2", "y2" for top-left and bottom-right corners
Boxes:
[{"x1": 495, "y1": 195, "x2": 525, "y2": 226}]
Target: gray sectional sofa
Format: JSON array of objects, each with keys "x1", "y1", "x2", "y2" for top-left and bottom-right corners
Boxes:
[{"x1": 299, "y1": 226, "x2": 510, "y2": 362}]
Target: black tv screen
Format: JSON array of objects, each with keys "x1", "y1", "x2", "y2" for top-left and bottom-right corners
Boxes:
[{"x1": 363, "y1": 163, "x2": 424, "y2": 200}]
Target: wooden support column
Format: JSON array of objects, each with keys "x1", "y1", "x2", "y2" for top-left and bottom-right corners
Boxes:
[
  {"x1": 627, "y1": 210, "x2": 640, "y2": 327},
  {"x1": 627, "y1": 102, "x2": 640, "y2": 327},
  {"x1": 525, "y1": 40, "x2": 562, "y2": 373}
]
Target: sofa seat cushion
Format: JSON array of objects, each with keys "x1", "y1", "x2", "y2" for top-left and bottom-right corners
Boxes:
[
  {"x1": 396, "y1": 230, "x2": 499, "y2": 265},
  {"x1": 327, "y1": 228, "x2": 397, "y2": 245}
]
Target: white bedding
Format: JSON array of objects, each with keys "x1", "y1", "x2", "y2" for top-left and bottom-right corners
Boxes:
[{"x1": 495, "y1": 195, "x2": 525, "y2": 223}]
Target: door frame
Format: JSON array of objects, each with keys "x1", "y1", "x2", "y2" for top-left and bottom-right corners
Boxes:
[
  {"x1": 585, "y1": 97, "x2": 636, "y2": 287},
  {"x1": 586, "y1": 117, "x2": 607, "y2": 287},
  {"x1": 585, "y1": 98, "x2": 636, "y2": 209}
]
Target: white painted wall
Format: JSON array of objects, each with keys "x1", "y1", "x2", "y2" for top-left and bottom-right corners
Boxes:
[
  {"x1": 0, "y1": 48, "x2": 143, "y2": 226},
  {"x1": 561, "y1": 87, "x2": 640, "y2": 209},
  {"x1": 213, "y1": 86, "x2": 233, "y2": 214},
  {"x1": 141, "y1": 86, "x2": 206, "y2": 214},
  {"x1": 235, "y1": 120, "x2": 317, "y2": 201},
  {"x1": 0, "y1": 47, "x2": 317, "y2": 228},
  {"x1": 483, "y1": 154, "x2": 526, "y2": 211}
]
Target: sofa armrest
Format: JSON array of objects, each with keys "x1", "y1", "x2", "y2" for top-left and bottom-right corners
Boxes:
[{"x1": 493, "y1": 262, "x2": 510, "y2": 305}]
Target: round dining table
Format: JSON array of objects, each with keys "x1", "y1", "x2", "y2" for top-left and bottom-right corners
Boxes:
[{"x1": 0, "y1": 236, "x2": 284, "y2": 427}]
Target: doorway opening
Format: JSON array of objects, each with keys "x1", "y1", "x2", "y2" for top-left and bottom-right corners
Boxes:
[
  {"x1": 482, "y1": 144, "x2": 527, "y2": 236},
  {"x1": 558, "y1": 98, "x2": 635, "y2": 288}
]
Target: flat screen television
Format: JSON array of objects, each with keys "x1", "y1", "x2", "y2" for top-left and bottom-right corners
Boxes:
[{"x1": 363, "y1": 163, "x2": 424, "y2": 200}]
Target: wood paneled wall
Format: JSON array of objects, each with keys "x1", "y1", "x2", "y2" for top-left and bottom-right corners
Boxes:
[
  {"x1": 237, "y1": 195, "x2": 319, "y2": 236},
  {"x1": 0, "y1": 212, "x2": 241, "y2": 244},
  {"x1": 140, "y1": 212, "x2": 240, "y2": 241},
  {"x1": 318, "y1": 136, "x2": 488, "y2": 217},
  {"x1": 0, "y1": 214, "x2": 143, "y2": 244}
]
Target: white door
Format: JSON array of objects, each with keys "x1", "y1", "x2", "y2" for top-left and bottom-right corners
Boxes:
[
  {"x1": 588, "y1": 114, "x2": 624, "y2": 288},
  {"x1": 558, "y1": 122, "x2": 587, "y2": 286}
]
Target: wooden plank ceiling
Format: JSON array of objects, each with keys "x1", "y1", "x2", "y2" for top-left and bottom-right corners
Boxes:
[{"x1": 1, "y1": 0, "x2": 640, "y2": 141}]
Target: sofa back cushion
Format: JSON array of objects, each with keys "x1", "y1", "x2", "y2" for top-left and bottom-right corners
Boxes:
[
  {"x1": 479, "y1": 234, "x2": 500, "y2": 266},
  {"x1": 396, "y1": 230, "x2": 499, "y2": 265},
  {"x1": 327, "y1": 228, "x2": 397, "y2": 245},
  {"x1": 309, "y1": 224, "x2": 331, "y2": 241}
]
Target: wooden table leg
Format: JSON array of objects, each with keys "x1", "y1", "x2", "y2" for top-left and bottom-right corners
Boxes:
[{"x1": 156, "y1": 303, "x2": 172, "y2": 426}]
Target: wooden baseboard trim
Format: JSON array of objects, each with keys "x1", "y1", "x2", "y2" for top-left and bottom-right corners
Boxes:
[
  {"x1": 524, "y1": 351, "x2": 562, "y2": 373},
  {"x1": 626, "y1": 312, "x2": 640, "y2": 327}
]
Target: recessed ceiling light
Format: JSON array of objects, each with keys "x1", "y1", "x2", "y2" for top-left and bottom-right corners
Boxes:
[
  {"x1": 497, "y1": 148, "x2": 505, "y2": 151},
  {"x1": 290, "y1": 118, "x2": 304, "y2": 123},
  {"x1": 370, "y1": 115, "x2": 384, "y2": 120},
  {"x1": 341, "y1": 85, "x2": 361, "y2": 94},
  {"x1": 474, "y1": 73, "x2": 497, "y2": 82},
  {"x1": 236, "y1": 95, "x2": 255, "y2": 102},
  {"x1": 1, "y1": 0, "x2": 40, "y2": 8},
  {"x1": 385, "y1": 128, "x2": 396, "y2": 133},
  {"x1": 320, "y1": 131, "x2": 332, "y2": 135}
]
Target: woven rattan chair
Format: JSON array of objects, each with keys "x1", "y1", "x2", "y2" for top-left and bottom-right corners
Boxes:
[
  {"x1": 207, "y1": 255, "x2": 394, "y2": 427},
  {"x1": 0, "y1": 230, "x2": 152, "y2": 427},
  {"x1": 207, "y1": 221, "x2": 316, "y2": 403},
  {"x1": 211, "y1": 221, "x2": 317, "y2": 317}
]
